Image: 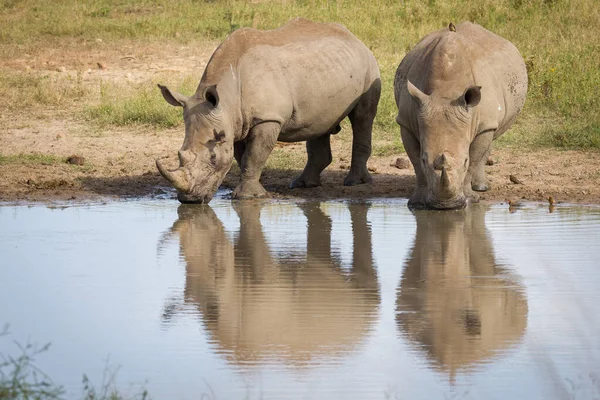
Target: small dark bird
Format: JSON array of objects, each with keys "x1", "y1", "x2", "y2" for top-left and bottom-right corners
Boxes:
[
  {"x1": 449, "y1": 22, "x2": 456, "y2": 32},
  {"x1": 509, "y1": 174, "x2": 523, "y2": 184},
  {"x1": 548, "y1": 196, "x2": 555, "y2": 205}
]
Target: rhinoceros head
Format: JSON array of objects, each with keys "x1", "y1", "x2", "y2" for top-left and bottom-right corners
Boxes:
[
  {"x1": 156, "y1": 84, "x2": 234, "y2": 204},
  {"x1": 407, "y1": 80, "x2": 481, "y2": 209}
]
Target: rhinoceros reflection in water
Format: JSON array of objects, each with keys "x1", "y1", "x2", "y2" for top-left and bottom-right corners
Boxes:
[
  {"x1": 163, "y1": 202, "x2": 379, "y2": 366},
  {"x1": 396, "y1": 206, "x2": 528, "y2": 379}
]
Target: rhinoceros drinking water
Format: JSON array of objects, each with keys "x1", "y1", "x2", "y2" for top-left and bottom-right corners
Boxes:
[
  {"x1": 157, "y1": 18, "x2": 381, "y2": 203},
  {"x1": 394, "y1": 22, "x2": 527, "y2": 209}
]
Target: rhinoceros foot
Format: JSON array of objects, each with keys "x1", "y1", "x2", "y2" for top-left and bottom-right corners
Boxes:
[
  {"x1": 407, "y1": 186, "x2": 428, "y2": 209},
  {"x1": 471, "y1": 179, "x2": 490, "y2": 192},
  {"x1": 232, "y1": 181, "x2": 269, "y2": 199},
  {"x1": 343, "y1": 170, "x2": 372, "y2": 186},
  {"x1": 463, "y1": 185, "x2": 482, "y2": 204},
  {"x1": 289, "y1": 176, "x2": 321, "y2": 189}
]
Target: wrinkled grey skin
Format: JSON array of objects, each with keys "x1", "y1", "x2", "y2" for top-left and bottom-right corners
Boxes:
[
  {"x1": 394, "y1": 22, "x2": 527, "y2": 209},
  {"x1": 157, "y1": 17, "x2": 381, "y2": 203}
]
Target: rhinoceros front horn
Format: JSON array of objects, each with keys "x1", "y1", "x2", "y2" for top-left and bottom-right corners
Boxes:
[
  {"x1": 156, "y1": 159, "x2": 190, "y2": 193},
  {"x1": 441, "y1": 166, "x2": 450, "y2": 189}
]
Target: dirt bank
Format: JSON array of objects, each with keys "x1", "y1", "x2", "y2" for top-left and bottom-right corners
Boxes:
[{"x1": 1, "y1": 41, "x2": 599, "y2": 205}]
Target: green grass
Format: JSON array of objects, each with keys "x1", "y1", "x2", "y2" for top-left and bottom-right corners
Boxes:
[
  {"x1": 0, "y1": 153, "x2": 64, "y2": 165},
  {"x1": 0, "y1": 71, "x2": 88, "y2": 111},
  {"x1": 1, "y1": 0, "x2": 599, "y2": 149},
  {"x1": 1, "y1": 324, "x2": 149, "y2": 400},
  {"x1": 85, "y1": 77, "x2": 197, "y2": 128}
]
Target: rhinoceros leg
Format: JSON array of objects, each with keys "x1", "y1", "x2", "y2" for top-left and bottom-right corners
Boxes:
[
  {"x1": 234, "y1": 141, "x2": 246, "y2": 168},
  {"x1": 469, "y1": 130, "x2": 494, "y2": 192},
  {"x1": 401, "y1": 127, "x2": 428, "y2": 207},
  {"x1": 344, "y1": 82, "x2": 380, "y2": 186},
  {"x1": 290, "y1": 133, "x2": 332, "y2": 189},
  {"x1": 232, "y1": 122, "x2": 279, "y2": 199}
]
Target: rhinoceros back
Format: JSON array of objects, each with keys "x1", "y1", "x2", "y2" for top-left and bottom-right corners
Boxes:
[
  {"x1": 395, "y1": 22, "x2": 527, "y2": 137},
  {"x1": 201, "y1": 18, "x2": 380, "y2": 141}
]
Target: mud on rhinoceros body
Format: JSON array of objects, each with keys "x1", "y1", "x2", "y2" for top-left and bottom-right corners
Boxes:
[
  {"x1": 394, "y1": 21, "x2": 527, "y2": 209},
  {"x1": 156, "y1": 17, "x2": 381, "y2": 204}
]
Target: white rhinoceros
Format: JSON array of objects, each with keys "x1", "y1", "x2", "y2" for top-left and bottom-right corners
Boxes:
[
  {"x1": 394, "y1": 22, "x2": 527, "y2": 209},
  {"x1": 157, "y1": 17, "x2": 381, "y2": 203}
]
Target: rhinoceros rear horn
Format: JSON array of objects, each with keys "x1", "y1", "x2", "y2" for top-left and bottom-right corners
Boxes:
[
  {"x1": 463, "y1": 86, "x2": 482, "y2": 108},
  {"x1": 158, "y1": 84, "x2": 188, "y2": 108},
  {"x1": 407, "y1": 80, "x2": 429, "y2": 105}
]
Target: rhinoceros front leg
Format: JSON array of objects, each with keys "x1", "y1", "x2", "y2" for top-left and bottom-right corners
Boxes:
[
  {"x1": 401, "y1": 127, "x2": 428, "y2": 208},
  {"x1": 469, "y1": 130, "x2": 494, "y2": 193},
  {"x1": 290, "y1": 133, "x2": 332, "y2": 188},
  {"x1": 233, "y1": 122, "x2": 279, "y2": 199},
  {"x1": 234, "y1": 141, "x2": 246, "y2": 168},
  {"x1": 344, "y1": 82, "x2": 380, "y2": 186}
]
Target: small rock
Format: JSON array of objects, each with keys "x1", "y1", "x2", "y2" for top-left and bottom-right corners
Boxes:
[
  {"x1": 86, "y1": 68, "x2": 92, "y2": 74},
  {"x1": 95, "y1": 38, "x2": 103, "y2": 43},
  {"x1": 391, "y1": 157, "x2": 410, "y2": 169},
  {"x1": 175, "y1": 31, "x2": 181, "y2": 38},
  {"x1": 25, "y1": 65, "x2": 32, "y2": 72},
  {"x1": 55, "y1": 132, "x2": 65, "y2": 140},
  {"x1": 339, "y1": 165, "x2": 348, "y2": 170},
  {"x1": 339, "y1": 156, "x2": 346, "y2": 162},
  {"x1": 368, "y1": 166, "x2": 377, "y2": 173},
  {"x1": 509, "y1": 174, "x2": 523, "y2": 184},
  {"x1": 66, "y1": 155, "x2": 85, "y2": 166},
  {"x1": 486, "y1": 157, "x2": 495, "y2": 166},
  {"x1": 97, "y1": 62, "x2": 106, "y2": 70},
  {"x1": 57, "y1": 66, "x2": 66, "y2": 73},
  {"x1": 143, "y1": 170, "x2": 153, "y2": 176}
]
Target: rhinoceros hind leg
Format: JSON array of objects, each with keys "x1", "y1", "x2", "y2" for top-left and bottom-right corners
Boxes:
[
  {"x1": 290, "y1": 133, "x2": 332, "y2": 189},
  {"x1": 344, "y1": 80, "x2": 380, "y2": 186},
  {"x1": 233, "y1": 122, "x2": 278, "y2": 199}
]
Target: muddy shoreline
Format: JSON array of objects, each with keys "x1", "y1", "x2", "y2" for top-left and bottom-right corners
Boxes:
[{"x1": 1, "y1": 42, "x2": 599, "y2": 207}]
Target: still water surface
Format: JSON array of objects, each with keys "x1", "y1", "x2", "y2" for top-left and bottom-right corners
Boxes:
[{"x1": 1, "y1": 200, "x2": 599, "y2": 399}]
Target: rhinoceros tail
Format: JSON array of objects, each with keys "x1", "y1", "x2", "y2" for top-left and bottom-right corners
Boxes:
[{"x1": 448, "y1": 22, "x2": 456, "y2": 32}]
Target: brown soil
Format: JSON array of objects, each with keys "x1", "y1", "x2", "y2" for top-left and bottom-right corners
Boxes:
[{"x1": 1, "y1": 41, "x2": 599, "y2": 206}]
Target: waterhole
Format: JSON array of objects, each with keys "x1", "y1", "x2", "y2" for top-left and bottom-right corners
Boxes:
[{"x1": 1, "y1": 200, "x2": 599, "y2": 399}]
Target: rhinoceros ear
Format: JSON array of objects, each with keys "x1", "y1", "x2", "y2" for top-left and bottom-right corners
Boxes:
[
  {"x1": 463, "y1": 86, "x2": 482, "y2": 108},
  {"x1": 204, "y1": 85, "x2": 220, "y2": 108},
  {"x1": 158, "y1": 84, "x2": 188, "y2": 107},
  {"x1": 407, "y1": 80, "x2": 429, "y2": 105}
]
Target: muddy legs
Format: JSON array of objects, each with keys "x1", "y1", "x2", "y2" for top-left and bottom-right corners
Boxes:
[
  {"x1": 401, "y1": 127, "x2": 428, "y2": 207},
  {"x1": 469, "y1": 130, "x2": 494, "y2": 192},
  {"x1": 233, "y1": 122, "x2": 279, "y2": 199},
  {"x1": 344, "y1": 82, "x2": 380, "y2": 186},
  {"x1": 290, "y1": 134, "x2": 333, "y2": 188}
]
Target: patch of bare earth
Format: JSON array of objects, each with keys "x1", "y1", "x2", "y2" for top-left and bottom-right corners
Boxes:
[{"x1": 1, "y1": 41, "x2": 599, "y2": 205}]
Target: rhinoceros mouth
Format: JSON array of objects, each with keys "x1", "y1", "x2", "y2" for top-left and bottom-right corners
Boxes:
[
  {"x1": 426, "y1": 195, "x2": 467, "y2": 210},
  {"x1": 177, "y1": 192, "x2": 213, "y2": 204}
]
